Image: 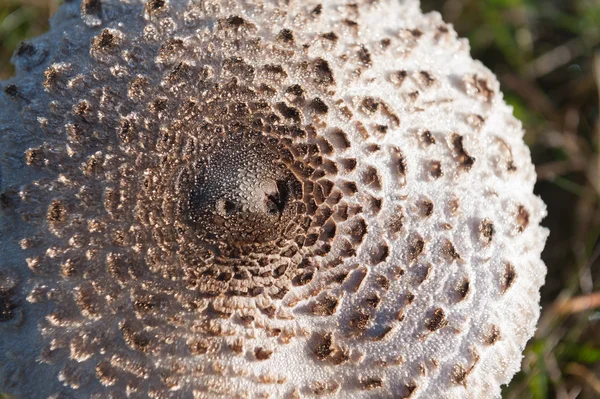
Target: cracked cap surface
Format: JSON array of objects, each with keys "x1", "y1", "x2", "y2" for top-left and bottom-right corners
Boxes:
[{"x1": 0, "y1": 0, "x2": 548, "y2": 398}]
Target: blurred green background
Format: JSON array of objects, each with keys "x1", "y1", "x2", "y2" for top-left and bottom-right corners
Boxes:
[{"x1": 1, "y1": 0, "x2": 599, "y2": 398}]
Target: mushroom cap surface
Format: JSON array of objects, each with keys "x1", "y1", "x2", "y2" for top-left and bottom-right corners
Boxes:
[{"x1": 0, "y1": 0, "x2": 548, "y2": 398}]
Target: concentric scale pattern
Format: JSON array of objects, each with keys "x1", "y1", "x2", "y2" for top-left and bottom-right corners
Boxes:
[{"x1": 0, "y1": 0, "x2": 547, "y2": 398}]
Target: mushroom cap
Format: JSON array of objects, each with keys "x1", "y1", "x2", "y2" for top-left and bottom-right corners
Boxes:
[{"x1": 0, "y1": 0, "x2": 548, "y2": 398}]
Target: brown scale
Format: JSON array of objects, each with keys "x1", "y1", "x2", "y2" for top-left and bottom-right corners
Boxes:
[
  {"x1": 442, "y1": 239, "x2": 461, "y2": 262},
  {"x1": 310, "y1": 380, "x2": 340, "y2": 396},
  {"x1": 428, "y1": 160, "x2": 443, "y2": 179},
  {"x1": 360, "y1": 377, "x2": 384, "y2": 390},
  {"x1": 375, "y1": 274, "x2": 390, "y2": 290},
  {"x1": 412, "y1": 264, "x2": 431, "y2": 286},
  {"x1": 43, "y1": 64, "x2": 66, "y2": 90},
  {"x1": 418, "y1": 71, "x2": 436, "y2": 87},
  {"x1": 341, "y1": 181, "x2": 358, "y2": 195},
  {"x1": 349, "y1": 311, "x2": 371, "y2": 332},
  {"x1": 387, "y1": 207, "x2": 405, "y2": 235},
  {"x1": 484, "y1": 325, "x2": 501, "y2": 345},
  {"x1": 313, "y1": 332, "x2": 334, "y2": 360},
  {"x1": 93, "y1": 29, "x2": 117, "y2": 50},
  {"x1": 81, "y1": 0, "x2": 101, "y2": 18},
  {"x1": 372, "y1": 126, "x2": 387, "y2": 136},
  {"x1": 516, "y1": 205, "x2": 530, "y2": 232},
  {"x1": 365, "y1": 195, "x2": 383, "y2": 215},
  {"x1": 419, "y1": 199, "x2": 434, "y2": 217},
  {"x1": 380, "y1": 102, "x2": 401, "y2": 127},
  {"x1": 254, "y1": 347, "x2": 273, "y2": 361},
  {"x1": 346, "y1": 217, "x2": 368, "y2": 244},
  {"x1": 276, "y1": 29, "x2": 295, "y2": 45},
  {"x1": 421, "y1": 130, "x2": 436, "y2": 145},
  {"x1": 464, "y1": 74, "x2": 495, "y2": 103},
  {"x1": 501, "y1": 263, "x2": 517, "y2": 293},
  {"x1": 408, "y1": 234, "x2": 424, "y2": 263},
  {"x1": 0, "y1": 292, "x2": 17, "y2": 323},
  {"x1": 25, "y1": 146, "x2": 45, "y2": 166},
  {"x1": 44, "y1": 198, "x2": 68, "y2": 226},
  {"x1": 312, "y1": 58, "x2": 335, "y2": 86},
  {"x1": 479, "y1": 219, "x2": 494, "y2": 246},
  {"x1": 399, "y1": 382, "x2": 418, "y2": 398},
  {"x1": 310, "y1": 97, "x2": 329, "y2": 114},
  {"x1": 390, "y1": 70, "x2": 408, "y2": 87},
  {"x1": 321, "y1": 32, "x2": 338, "y2": 42},
  {"x1": 455, "y1": 278, "x2": 470, "y2": 301},
  {"x1": 450, "y1": 133, "x2": 476, "y2": 171},
  {"x1": 425, "y1": 308, "x2": 448, "y2": 332},
  {"x1": 357, "y1": 45, "x2": 372, "y2": 67},
  {"x1": 328, "y1": 128, "x2": 351, "y2": 150},
  {"x1": 380, "y1": 38, "x2": 392, "y2": 49},
  {"x1": 360, "y1": 97, "x2": 380, "y2": 115},
  {"x1": 362, "y1": 166, "x2": 382, "y2": 190},
  {"x1": 3, "y1": 84, "x2": 18, "y2": 99},
  {"x1": 452, "y1": 350, "x2": 480, "y2": 386},
  {"x1": 364, "y1": 294, "x2": 381, "y2": 309},
  {"x1": 311, "y1": 294, "x2": 340, "y2": 316},
  {"x1": 370, "y1": 243, "x2": 390, "y2": 265}
]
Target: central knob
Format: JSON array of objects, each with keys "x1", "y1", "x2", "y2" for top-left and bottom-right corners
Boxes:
[{"x1": 177, "y1": 133, "x2": 302, "y2": 245}]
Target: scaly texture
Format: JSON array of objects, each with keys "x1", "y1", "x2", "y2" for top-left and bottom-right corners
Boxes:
[{"x1": 0, "y1": 0, "x2": 548, "y2": 398}]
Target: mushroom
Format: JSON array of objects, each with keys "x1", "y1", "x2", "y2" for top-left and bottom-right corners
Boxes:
[{"x1": 0, "y1": 0, "x2": 548, "y2": 398}]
